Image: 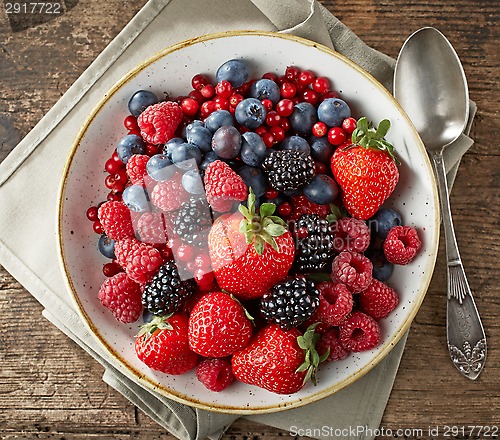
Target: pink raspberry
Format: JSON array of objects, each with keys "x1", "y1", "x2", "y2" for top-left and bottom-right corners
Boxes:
[
  {"x1": 98, "y1": 201, "x2": 134, "y2": 241},
  {"x1": 359, "y1": 279, "x2": 399, "y2": 319},
  {"x1": 339, "y1": 311, "x2": 381, "y2": 352},
  {"x1": 317, "y1": 328, "x2": 350, "y2": 362},
  {"x1": 332, "y1": 217, "x2": 371, "y2": 253},
  {"x1": 136, "y1": 212, "x2": 168, "y2": 244},
  {"x1": 315, "y1": 281, "x2": 353, "y2": 326},
  {"x1": 203, "y1": 160, "x2": 248, "y2": 212},
  {"x1": 331, "y1": 251, "x2": 373, "y2": 293},
  {"x1": 196, "y1": 358, "x2": 235, "y2": 392},
  {"x1": 150, "y1": 173, "x2": 189, "y2": 212},
  {"x1": 115, "y1": 237, "x2": 163, "y2": 284},
  {"x1": 98, "y1": 272, "x2": 142, "y2": 323},
  {"x1": 126, "y1": 154, "x2": 150, "y2": 185},
  {"x1": 383, "y1": 225, "x2": 422, "y2": 265},
  {"x1": 137, "y1": 101, "x2": 183, "y2": 145}
]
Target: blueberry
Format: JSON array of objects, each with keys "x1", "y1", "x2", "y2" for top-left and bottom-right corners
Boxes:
[
  {"x1": 317, "y1": 98, "x2": 351, "y2": 127},
  {"x1": 238, "y1": 166, "x2": 267, "y2": 197},
  {"x1": 204, "y1": 110, "x2": 234, "y2": 133},
  {"x1": 199, "y1": 151, "x2": 220, "y2": 171},
  {"x1": 98, "y1": 234, "x2": 116, "y2": 259},
  {"x1": 240, "y1": 132, "x2": 267, "y2": 166},
  {"x1": 303, "y1": 174, "x2": 338, "y2": 204},
  {"x1": 284, "y1": 188, "x2": 303, "y2": 198},
  {"x1": 163, "y1": 137, "x2": 185, "y2": 158},
  {"x1": 310, "y1": 136, "x2": 334, "y2": 162},
  {"x1": 181, "y1": 170, "x2": 205, "y2": 195},
  {"x1": 249, "y1": 79, "x2": 280, "y2": 104},
  {"x1": 290, "y1": 102, "x2": 317, "y2": 135},
  {"x1": 235, "y1": 98, "x2": 267, "y2": 129},
  {"x1": 122, "y1": 184, "x2": 150, "y2": 212},
  {"x1": 211, "y1": 126, "x2": 242, "y2": 159},
  {"x1": 128, "y1": 90, "x2": 158, "y2": 117},
  {"x1": 116, "y1": 134, "x2": 146, "y2": 164},
  {"x1": 170, "y1": 143, "x2": 202, "y2": 170},
  {"x1": 281, "y1": 135, "x2": 311, "y2": 155},
  {"x1": 146, "y1": 154, "x2": 175, "y2": 181},
  {"x1": 185, "y1": 124, "x2": 213, "y2": 153},
  {"x1": 182, "y1": 119, "x2": 204, "y2": 138},
  {"x1": 216, "y1": 59, "x2": 249, "y2": 88},
  {"x1": 368, "y1": 249, "x2": 394, "y2": 281},
  {"x1": 371, "y1": 208, "x2": 402, "y2": 239}
]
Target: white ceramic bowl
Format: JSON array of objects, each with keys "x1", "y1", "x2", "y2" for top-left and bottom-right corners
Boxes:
[{"x1": 58, "y1": 31, "x2": 439, "y2": 414}]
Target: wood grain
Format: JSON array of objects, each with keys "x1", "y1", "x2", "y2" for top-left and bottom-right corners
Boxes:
[{"x1": 1, "y1": 0, "x2": 499, "y2": 439}]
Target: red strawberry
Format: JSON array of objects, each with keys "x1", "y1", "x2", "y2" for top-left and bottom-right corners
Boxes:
[
  {"x1": 188, "y1": 291, "x2": 253, "y2": 357},
  {"x1": 135, "y1": 314, "x2": 198, "y2": 375},
  {"x1": 137, "y1": 101, "x2": 183, "y2": 145},
  {"x1": 331, "y1": 118, "x2": 399, "y2": 220},
  {"x1": 232, "y1": 323, "x2": 327, "y2": 394},
  {"x1": 204, "y1": 160, "x2": 248, "y2": 212},
  {"x1": 208, "y1": 190, "x2": 295, "y2": 299}
]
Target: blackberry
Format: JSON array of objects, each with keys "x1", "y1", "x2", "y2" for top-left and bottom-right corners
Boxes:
[
  {"x1": 262, "y1": 150, "x2": 315, "y2": 191},
  {"x1": 295, "y1": 214, "x2": 335, "y2": 273},
  {"x1": 172, "y1": 197, "x2": 213, "y2": 247},
  {"x1": 261, "y1": 277, "x2": 320, "y2": 330},
  {"x1": 142, "y1": 261, "x2": 196, "y2": 315}
]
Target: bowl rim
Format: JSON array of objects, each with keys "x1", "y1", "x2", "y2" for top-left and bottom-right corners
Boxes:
[{"x1": 57, "y1": 29, "x2": 440, "y2": 414}]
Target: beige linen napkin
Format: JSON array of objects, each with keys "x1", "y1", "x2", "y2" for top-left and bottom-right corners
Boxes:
[{"x1": 0, "y1": 1, "x2": 475, "y2": 439}]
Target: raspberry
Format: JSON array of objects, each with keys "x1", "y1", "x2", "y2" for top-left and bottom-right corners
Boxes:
[
  {"x1": 115, "y1": 237, "x2": 163, "y2": 284},
  {"x1": 317, "y1": 328, "x2": 350, "y2": 362},
  {"x1": 332, "y1": 217, "x2": 370, "y2": 253},
  {"x1": 136, "y1": 212, "x2": 167, "y2": 244},
  {"x1": 196, "y1": 358, "x2": 235, "y2": 392},
  {"x1": 98, "y1": 272, "x2": 142, "y2": 323},
  {"x1": 331, "y1": 250, "x2": 373, "y2": 293},
  {"x1": 339, "y1": 311, "x2": 381, "y2": 352},
  {"x1": 359, "y1": 279, "x2": 399, "y2": 319},
  {"x1": 98, "y1": 201, "x2": 134, "y2": 241},
  {"x1": 315, "y1": 282, "x2": 353, "y2": 326},
  {"x1": 203, "y1": 160, "x2": 248, "y2": 212},
  {"x1": 126, "y1": 154, "x2": 150, "y2": 185},
  {"x1": 137, "y1": 101, "x2": 183, "y2": 145},
  {"x1": 289, "y1": 195, "x2": 331, "y2": 222},
  {"x1": 383, "y1": 225, "x2": 422, "y2": 265},
  {"x1": 150, "y1": 173, "x2": 189, "y2": 212}
]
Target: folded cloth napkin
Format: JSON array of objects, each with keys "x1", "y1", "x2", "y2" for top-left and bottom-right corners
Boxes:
[{"x1": 0, "y1": 0, "x2": 475, "y2": 439}]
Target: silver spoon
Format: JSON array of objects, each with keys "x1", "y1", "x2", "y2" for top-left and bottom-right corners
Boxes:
[{"x1": 394, "y1": 27, "x2": 486, "y2": 380}]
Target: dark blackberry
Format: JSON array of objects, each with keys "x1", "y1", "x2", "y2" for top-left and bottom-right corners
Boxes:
[
  {"x1": 142, "y1": 261, "x2": 196, "y2": 315},
  {"x1": 295, "y1": 214, "x2": 335, "y2": 273},
  {"x1": 172, "y1": 197, "x2": 213, "y2": 247},
  {"x1": 261, "y1": 277, "x2": 320, "y2": 330},
  {"x1": 262, "y1": 150, "x2": 315, "y2": 191}
]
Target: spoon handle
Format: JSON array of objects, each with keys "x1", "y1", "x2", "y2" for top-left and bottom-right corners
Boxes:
[{"x1": 431, "y1": 153, "x2": 487, "y2": 380}]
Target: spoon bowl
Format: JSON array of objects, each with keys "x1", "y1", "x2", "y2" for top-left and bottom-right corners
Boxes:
[{"x1": 394, "y1": 27, "x2": 469, "y2": 151}]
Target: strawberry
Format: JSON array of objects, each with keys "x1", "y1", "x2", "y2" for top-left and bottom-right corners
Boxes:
[
  {"x1": 135, "y1": 314, "x2": 198, "y2": 375},
  {"x1": 331, "y1": 118, "x2": 400, "y2": 220},
  {"x1": 208, "y1": 190, "x2": 295, "y2": 299},
  {"x1": 232, "y1": 323, "x2": 328, "y2": 394},
  {"x1": 188, "y1": 291, "x2": 253, "y2": 357}
]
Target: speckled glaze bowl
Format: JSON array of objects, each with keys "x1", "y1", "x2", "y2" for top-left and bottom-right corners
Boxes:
[{"x1": 58, "y1": 31, "x2": 439, "y2": 414}]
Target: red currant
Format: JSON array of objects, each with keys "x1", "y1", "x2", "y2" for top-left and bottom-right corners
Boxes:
[
  {"x1": 285, "y1": 66, "x2": 300, "y2": 82},
  {"x1": 320, "y1": 90, "x2": 340, "y2": 101},
  {"x1": 265, "y1": 189, "x2": 279, "y2": 199},
  {"x1": 314, "y1": 160, "x2": 327, "y2": 174},
  {"x1": 176, "y1": 243, "x2": 194, "y2": 262},
  {"x1": 181, "y1": 97, "x2": 200, "y2": 116},
  {"x1": 105, "y1": 175, "x2": 124, "y2": 192},
  {"x1": 280, "y1": 82, "x2": 297, "y2": 98},
  {"x1": 328, "y1": 126, "x2": 347, "y2": 145},
  {"x1": 200, "y1": 100, "x2": 216, "y2": 118},
  {"x1": 255, "y1": 126, "x2": 267, "y2": 136},
  {"x1": 214, "y1": 96, "x2": 230, "y2": 110},
  {"x1": 229, "y1": 93, "x2": 243, "y2": 108},
  {"x1": 123, "y1": 115, "x2": 138, "y2": 131},
  {"x1": 200, "y1": 84, "x2": 215, "y2": 99},
  {"x1": 262, "y1": 72, "x2": 278, "y2": 82},
  {"x1": 261, "y1": 132, "x2": 275, "y2": 148},
  {"x1": 103, "y1": 261, "x2": 123, "y2": 277},
  {"x1": 280, "y1": 117, "x2": 291, "y2": 132},
  {"x1": 278, "y1": 202, "x2": 292, "y2": 217},
  {"x1": 107, "y1": 192, "x2": 122, "y2": 202},
  {"x1": 194, "y1": 254, "x2": 212, "y2": 270},
  {"x1": 188, "y1": 89, "x2": 204, "y2": 103},
  {"x1": 312, "y1": 77, "x2": 330, "y2": 94},
  {"x1": 105, "y1": 158, "x2": 123, "y2": 174},
  {"x1": 128, "y1": 129, "x2": 141, "y2": 136},
  {"x1": 261, "y1": 99, "x2": 273, "y2": 111},
  {"x1": 276, "y1": 99, "x2": 294, "y2": 117},
  {"x1": 342, "y1": 117, "x2": 357, "y2": 134},
  {"x1": 93, "y1": 221, "x2": 104, "y2": 234},
  {"x1": 269, "y1": 126, "x2": 285, "y2": 143},
  {"x1": 111, "y1": 150, "x2": 121, "y2": 163},
  {"x1": 145, "y1": 143, "x2": 160, "y2": 156},
  {"x1": 266, "y1": 111, "x2": 281, "y2": 127},
  {"x1": 86, "y1": 206, "x2": 99, "y2": 222},
  {"x1": 301, "y1": 89, "x2": 319, "y2": 105},
  {"x1": 298, "y1": 70, "x2": 315, "y2": 86},
  {"x1": 215, "y1": 80, "x2": 233, "y2": 98},
  {"x1": 312, "y1": 122, "x2": 328, "y2": 138},
  {"x1": 192, "y1": 74, "x2": 209, "y2": 90}
]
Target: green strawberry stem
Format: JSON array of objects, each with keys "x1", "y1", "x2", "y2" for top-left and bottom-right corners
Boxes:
[
  {"x1": 228, "y1": 292, "x2": 256, "y2": 325},
  {"x1": 136, "y1": 314, "x2": 173, "y2": 340},
  {"x1": 296, "y1": 323, "x2": 330, "y2": 385},
  {"x1": 238, "y1": 187, "x2": 288, "y2": 255},
  {"x1": 350, "y1": 117, "x2": 401, "y2": 165}
]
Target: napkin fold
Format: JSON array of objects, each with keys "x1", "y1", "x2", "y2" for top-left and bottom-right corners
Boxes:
[{"x1": 0, "y1": 0, "x2": 475, "y2": 439}]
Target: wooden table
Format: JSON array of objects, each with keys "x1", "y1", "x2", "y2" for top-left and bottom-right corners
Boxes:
[{"x1": 1, "y1": 1, "x2": 498, "y2": 438}]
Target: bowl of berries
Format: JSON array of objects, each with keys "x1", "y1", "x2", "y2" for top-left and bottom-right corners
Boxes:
[{"x1": 58, "y1": 31, "x2": 439, "y2": 413}]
